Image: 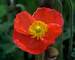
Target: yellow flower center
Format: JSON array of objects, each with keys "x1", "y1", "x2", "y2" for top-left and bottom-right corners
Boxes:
[{"x1": 28, "y1": 21, "x2": 48, "y2": 40}]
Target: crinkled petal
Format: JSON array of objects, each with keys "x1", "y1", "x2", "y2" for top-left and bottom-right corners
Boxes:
[
  {"x1": 14, "y1": 11, "x2": 35, "y2": 35},
  {"x1": 41, "y1": 30, "x2": 56, "y2": 46},
  {"x1": 48, "y1": 23, "x2": 62, "y2": 37},
  {"x1": 13, "y1": 30, "x2": 54, "y2": 54},
  {"x1": 41, "y1": 23, "x2": 63, "y2": 45},
  {"x1": 33, "y1": 7, "x2": 64, "y2": 26}
]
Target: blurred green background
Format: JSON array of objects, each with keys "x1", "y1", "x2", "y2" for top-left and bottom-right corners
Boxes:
[{"x1": 0, "y1": 0, "x2": 75, "y2": 60}]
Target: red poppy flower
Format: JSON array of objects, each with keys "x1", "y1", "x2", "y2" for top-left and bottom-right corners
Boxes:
[{"x1": 13, "y1": 7, "x2": 64, "y2": 54}]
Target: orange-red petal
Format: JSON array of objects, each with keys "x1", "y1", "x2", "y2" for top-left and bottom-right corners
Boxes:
[
  {"x1": 41, "y1": 30, "x2": 56, "y2": 46},
  {"x1": 48, "y1": 23, "x2": 62, "y2": 38},
  {"x1": 14, "y1": 11, "x2": 35, "y2": 35},
  {"x1": 41, "y1": 23, "x2": 62, "y2": 46},
  {"x1": 13, "y1": 30, "x2": 55, "y2": 54},
  {"x1": 33, "y1": 7, "x2": 64, "y2": 26}
]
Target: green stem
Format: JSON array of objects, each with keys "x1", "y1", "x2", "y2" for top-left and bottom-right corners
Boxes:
[
  {"x1": 67, "y1": 0, "x2": 73, "y2": 60},
  {"x1": 16, "y1": 4, "x2": 26, "y2": 11}
]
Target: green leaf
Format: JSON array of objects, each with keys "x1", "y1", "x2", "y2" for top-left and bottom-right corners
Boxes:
[
  {"x1": 0, "y1": 5, "x2": 7, "y2": 17},
  {"x1": 1, "y1": 43, "x2": 17, "y2": 54},
  {"x1": 18, "y1": 0, "x2": 39, "y2": 14},
  {"x1": 0, "y1": 21, "x2": 13, "y2": 34}
]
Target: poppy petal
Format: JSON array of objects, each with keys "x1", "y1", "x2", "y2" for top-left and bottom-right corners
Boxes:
[
  {"x1": 14, "y1": 11, "x2": 35, "y2": 35},
  {"x1": 13, "y1": 30, "x2": 54, "y2": 54},
  {"x1": 48, "y1": 23, "x2": 62, "y2": 38},
  {"x1": 41, "y1": 30, "x2": 56, "y2": 46},
  {"x1": 33, "y1": 7, "x2": 64, "y2": 26},
  {"x1": 41, "y1": 23, "x2": 63, "y2": 46}
]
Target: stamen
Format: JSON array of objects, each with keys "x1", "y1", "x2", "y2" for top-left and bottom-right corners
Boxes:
[{"x1": 28, "y1": 21, "x2": 48, "y2": 40}]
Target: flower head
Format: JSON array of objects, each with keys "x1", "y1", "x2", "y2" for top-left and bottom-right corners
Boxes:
[{"x1": 13, "y1": 7, "x2": 64, "y2": 54}]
